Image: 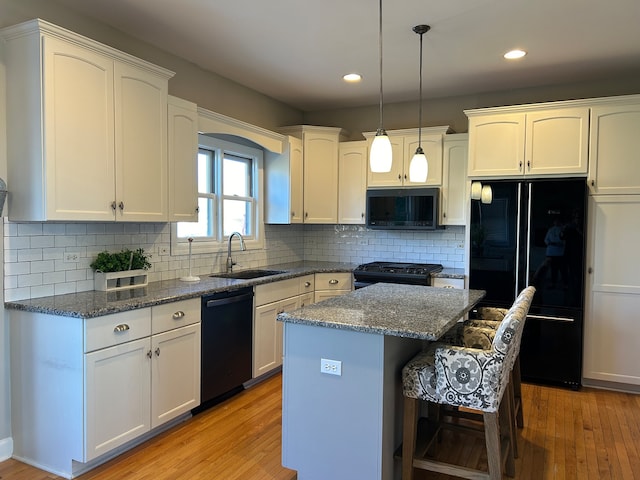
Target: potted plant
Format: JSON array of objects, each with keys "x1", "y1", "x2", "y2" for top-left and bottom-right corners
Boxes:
[{"x1": 91, "y1": 248, "x2": 151, "y2": 291}]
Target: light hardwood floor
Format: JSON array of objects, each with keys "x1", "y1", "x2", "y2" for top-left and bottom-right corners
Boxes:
[{"x1": 1, "y1": 374, "x2": 639, "y2": 479}]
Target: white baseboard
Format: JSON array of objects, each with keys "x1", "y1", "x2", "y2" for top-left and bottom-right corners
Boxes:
[{"x1": 0, "y1": 436, "x2": 13, "y2": 462}]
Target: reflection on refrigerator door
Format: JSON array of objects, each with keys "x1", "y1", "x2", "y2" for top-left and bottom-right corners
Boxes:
[{"x1": 469, "y1": 178, "x2": 587, "y2": 388}]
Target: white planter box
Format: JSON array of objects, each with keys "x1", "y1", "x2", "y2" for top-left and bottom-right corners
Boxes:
[{"x1": 94, "y1": 269, "x2": 148, "y2": 292}]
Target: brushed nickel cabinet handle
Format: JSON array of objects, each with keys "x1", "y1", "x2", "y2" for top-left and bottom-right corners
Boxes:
[
  {"x1": 172, "y1": 311, "x2": 185, "y2": 320},
  {"x1": 304, "y1": 281, "x2": 311, "y2": 288},
  {"x1": 113, "y1": 324, "x2": 130, "y2": 333},
  {"x1": 329, "y1": 279, "x2": 339, "y2": 285}
]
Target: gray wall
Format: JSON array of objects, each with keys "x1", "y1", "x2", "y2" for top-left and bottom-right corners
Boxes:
[{"x1": 304, "y1": 76, "x2": 640, "y2": 140}]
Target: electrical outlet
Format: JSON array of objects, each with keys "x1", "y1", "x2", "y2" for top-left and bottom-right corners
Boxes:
[
  {"x1": 64, "y1": 252, "x2": 80, "y2": 262},
  {"x1": 321, "y1": 358, "x2": 342, "y2": 376}
]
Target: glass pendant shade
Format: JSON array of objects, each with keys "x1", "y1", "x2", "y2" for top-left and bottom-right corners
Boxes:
[
  {"x1": 471, "y1": 181, "x2": 482, "y2": 200},
  {"x1": 370, "y1": 131, "x2": 393, "y2": 172},
  {"x1": 481, "y1": 184, "x2": 493, "y2": 204},
  {"x1": 409, "y1": 147, "x2": 428, "y2": 182}
]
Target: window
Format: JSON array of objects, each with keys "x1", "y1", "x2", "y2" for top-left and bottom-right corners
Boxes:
[{"x1": 172, "y1": 135, "x2": 264, "y2": 255}]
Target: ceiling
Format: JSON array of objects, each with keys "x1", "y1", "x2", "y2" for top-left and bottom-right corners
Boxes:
[{"x1": 55, "y1": 0, "x2": 640, "y2": 112}]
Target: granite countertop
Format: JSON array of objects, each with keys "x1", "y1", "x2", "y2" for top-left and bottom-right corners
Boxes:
[
  {"x1": 278, "y1": 283, "x2": 485, "y2": 340},
  {"x1": 4, "y1": 261, "x2": 356, "y2": 319},
  {"x1": 432, "y1": 268, "x2": 465, "y2": 279}
]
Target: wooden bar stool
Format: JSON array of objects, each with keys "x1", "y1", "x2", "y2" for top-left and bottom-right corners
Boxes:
[{"x1": 401, "y1": 287, "x2": 535, "y2": 480}]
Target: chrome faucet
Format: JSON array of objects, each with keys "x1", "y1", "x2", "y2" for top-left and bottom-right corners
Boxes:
[{"x1": 226, "y1": 232, "x2": 246, "y2": 272}]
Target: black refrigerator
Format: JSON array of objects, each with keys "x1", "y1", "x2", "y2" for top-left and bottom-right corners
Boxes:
[{"x1": 469, "y1": 178, "x2": 587, "y2": 389}]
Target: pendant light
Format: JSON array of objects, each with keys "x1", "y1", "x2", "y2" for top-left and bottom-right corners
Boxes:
[
  {"x1": 409, "y1": 24, "x2": 431, "y2": 183},
  {"x1": 370, "y1": 0, "x2": 392, "y2": 173}
]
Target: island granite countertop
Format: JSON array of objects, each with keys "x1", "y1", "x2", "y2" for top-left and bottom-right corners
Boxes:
[
  {"x1": 4, "y1": 261, "x2": 356, "y2": 319},
  {"x1": 278, "y1": 283, "x2": 486, "y2": 340}
]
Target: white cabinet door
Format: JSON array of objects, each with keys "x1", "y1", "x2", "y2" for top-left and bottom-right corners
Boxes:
[
  {"x1": 588, "y1": 102, "x2": 640, "y2": 195},
  {"x1": 85, "y1": 337, "x2": 151, "y2": 460},
  {"x1": 441, "y1": 134, "x2": 468, "y2": 226},
  {"x1": 254, "y1": 296, "x2": 299, "y2": 377},
  {"x1": 42, "y1": 36, "x2": 116, "y2": 221},
  {"x1": 338, "y1": 141, "x2": 367, "y2": 224},
  {"x1": 265, "y1": 136, "x2": 304, "y2": 224},
  {"x1": 525, "y1": 107, "x2": 589, "y2": 176},
  {"x1": 151, "y1": 323, "x2": 201, "y2": 428},
  {"x1": 114, "y1": 62, "x2": 168, "y2": 221},
  {"x1": 583, "y1": 195, "x2": 640, "y2": 386},
  {"x1": 468, "y1": 113, "x2": 525, "y2": 177},
  {"x1": 303, "y1": 131, "x2": 340, "y2": 223},
  {"x1": 168, "y1": 95, "x2": 199, "y2": 222}
]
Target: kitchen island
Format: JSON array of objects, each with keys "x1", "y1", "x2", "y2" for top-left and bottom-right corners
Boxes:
[{"x1": 278, "y1": 283, "x2": 485, "y2": 480}]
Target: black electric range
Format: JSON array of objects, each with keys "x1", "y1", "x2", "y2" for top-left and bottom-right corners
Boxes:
[{"x1": 353, "y1": 261, "x2": 443, "y2": 289}]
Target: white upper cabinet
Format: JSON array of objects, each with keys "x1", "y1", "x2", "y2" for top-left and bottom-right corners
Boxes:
[
  {"x1": 588, "y1": 98, "x2": 640, "y2": 195},
  {"x1": 364, "y1": 127, "x2": 449, "y2": 187},
  {"x1": 441, "y1": 134, "x2": 468, "y2": 226},
  {"x1": 279, "y1": 126, "x2": 347, "y2": 224},
  {"x1": 168, "y1": 96, "x2": 199, "y2": 222},
  {"x1": 338, "y1": 141, "x2": 368, "y2": 224},
  {"x1": 0, "y1": 19, "x2": 174, "y2": 222},
  {"x1": 466, "y1": 105, "x2": 589, "y2": 178},
  {"x1": 265, "y1": 135, "x2": 304, "y2": 224}
]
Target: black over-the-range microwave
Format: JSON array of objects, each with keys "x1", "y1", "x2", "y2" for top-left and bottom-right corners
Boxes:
[{"x1": 366, "y1": 188, "x2": 440, "y2": 230}]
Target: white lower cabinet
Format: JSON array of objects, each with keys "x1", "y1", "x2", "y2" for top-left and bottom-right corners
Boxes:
[
  {"x1": 10, "y1": 298, "x2": 200, "y2": 478},
  {"x1": 432, "y1": 277, "x2": 465, "y2": 289},
  {"x1": 583, "y1": 195, "x2": 640, "y2": 387},
  {"x1": 85, "y1": 336, "x2": 151, "y2": 459},
  {"x1": 314, "y1": 272, "x2": 353, "y2": 303},
  {"x1": 253, "y1": 275, "x2": 315, "y2": 378}
]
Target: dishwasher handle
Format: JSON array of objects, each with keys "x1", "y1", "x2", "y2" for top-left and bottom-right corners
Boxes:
[{"x1": 204, "y1": 291, "x2": 253, "y2": 309}]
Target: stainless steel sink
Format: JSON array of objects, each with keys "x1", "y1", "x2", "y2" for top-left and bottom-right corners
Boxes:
[{"x1": 210, "y1": 269, "x2": 286, "y2": 280}]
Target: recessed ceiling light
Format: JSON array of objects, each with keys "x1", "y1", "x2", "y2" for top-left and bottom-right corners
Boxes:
[
  {"x1": 343, "y1": 73, "x2": 362, "y2": 83},
  {"x1": 504, "y1": 49, "x2": 527, "y2": 60}
]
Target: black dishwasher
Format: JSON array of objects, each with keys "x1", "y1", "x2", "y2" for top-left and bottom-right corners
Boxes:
[{"x1": 198, "y1": 287, "x2": 254, "y2": 411}]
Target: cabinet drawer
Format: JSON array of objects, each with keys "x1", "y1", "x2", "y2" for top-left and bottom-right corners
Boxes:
[
  {"x1": 255, "y1": 278, "x2": 300, "y2": 306},
  {"x1": 85, "y1": 308, "x2": 151, "y2": 353},
  {"x1": 152, "y1": 298, "x2": 201, "y2": 335},
  {"x1": 298, "y1": 274, "x2": 315, "y2": 294},
  {"x1": 315, "y1": 272, "x2": 352, "y2": 291}
]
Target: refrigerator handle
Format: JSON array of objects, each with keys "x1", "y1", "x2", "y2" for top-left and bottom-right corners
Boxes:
[{"x1": 524, "y1": 182, "x2": 533, "y2": 289}]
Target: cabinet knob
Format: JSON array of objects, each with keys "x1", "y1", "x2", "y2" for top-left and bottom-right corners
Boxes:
[
  {"x1": 591, "y1": 179, "x2": 595, "y2": 187},
  {"x1": 527, "y1": 160, "x2": 531, "y2": 170},
  {"x1": 398, "y1": 174, "x2": 403, "y2": 180},
  {"x1": 304, "y1": 281, "x2": 311, "y2": 287},
  {"x1": 443, "y1": 212, "x2": 447, "y2": 218},
  {"x1": 305, "y1": 212, "x2": 308, "y2": 218},
  {"x1": 329, "y1": 279, "x2": 339, "y2": 285},
  {"x1": 361, "y1": 212, "x2": 365, "y2": 219},
  {"x1": 111, "y1": 201, "x2": 117, "y2": 211},
  {"x1": 119, "y1": 201, "x2": 125, "y2": 211},
  {"x1": 172, "y1": 311, "x2": 185, "y2": 320},
  {"x1": 588, "y1": 267, "x2": 593, "y2": 274},
  {"x1": 291, "y1": 211, "x2": 295, "y2": 217},
  {"x1": 155, "y1": 347, "x2": 161, "y2": 357},
  {"x1": 277, "y1": 309, "x2": 285, "y2": 314},
  {"x1": 147, "y1": 350, "x2": 153, "y2": 359},
  {"x1": 113, "y1": 324, "x2": 130, "y2": 333},
  {"x1": 195, "y1": 206, "x2": 200, "y2": 213}
]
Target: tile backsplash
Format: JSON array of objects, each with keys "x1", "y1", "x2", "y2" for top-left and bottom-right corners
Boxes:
[{"x1": 3, "y1": 220, "x2": 465, "y2": 301}]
